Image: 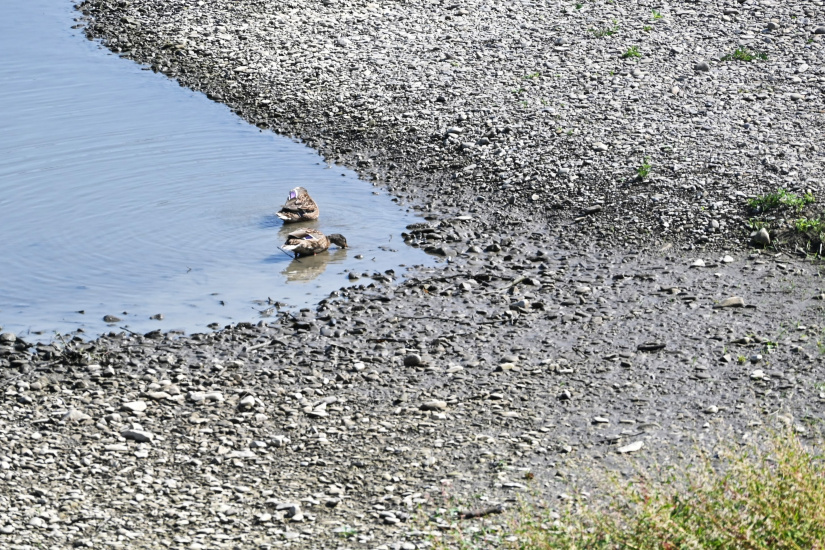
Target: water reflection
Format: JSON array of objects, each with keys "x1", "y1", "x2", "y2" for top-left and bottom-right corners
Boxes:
[{"x1": 280, "y1": 249, "x2": 349, "y2": 282}]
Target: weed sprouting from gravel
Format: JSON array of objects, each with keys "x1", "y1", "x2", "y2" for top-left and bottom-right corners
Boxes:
[
  {"x1": 621, "y1": 45, "x2": 641, "y2": 58},
  {"x1": 793, "y1": 217, "x2": 825, "y2": 235},
  {"x1": 748, "y1": 188, "x2": 814, "y2": 213},
  {"x1": 651, "y1": 9, "x2": 663, "y2": 20},
  {"x1": 636, "y1": 156, "x2": 652, "y2": 180},
  {"x1": 722, "y1": 46, "x2": 768, "y2": 62},
  {"x1": 589, "y1": 20, "x2": 618, "y2": 37}
]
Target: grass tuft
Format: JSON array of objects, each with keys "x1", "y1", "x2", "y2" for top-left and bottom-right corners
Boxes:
[
  {"x1": 636, "y1": 156, "x2": 652, "y2": 180},
  {"x1": 748, "y1": 188, "x2": 814, "y2": 213},
  {"x1": 590, "y1": 20, "x2": 618, "y2": 37},
  {"x1": 621, "y1": 45, "x2": 642, "y2": 58},
  {"x1": 516, "y1": 431, "x2": 825, "y2": 549},
  {"x1": 722, "y1": 47, "x2": 768, "y2": 62}
]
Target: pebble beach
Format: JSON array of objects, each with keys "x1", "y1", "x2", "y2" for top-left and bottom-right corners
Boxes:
[{"x1": 1, "y1": 0, "x2": 825, "y2": 548}]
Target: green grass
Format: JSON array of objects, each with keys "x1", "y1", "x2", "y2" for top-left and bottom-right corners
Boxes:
[
  {"x1": 636, "y1": 156, "x2": 652, "y2": 180},
  {"x1": 722, "y1": 47, "x2": 768, "y2": 62},
  {"x1": 652, "y1": 9, "x2": 663, "y2": 20},
  {"x1": 515, "y1": 431, "x2": 825, "y2": 549},
  {"x1": 643, "y1": 25, "x2": 653, "y2": 32},
  {"x1": 590, "y1": 20, "x2": 618, "y2": 37},
  {"x1": 621, "y1": 45, "x2": 641, "y2": 58},
  {"x1": 747, "y1": 188, "x2": 815, "y2": 213},
  {"x1": 793, "y1": 217, "x2": 825, "y2": 234}
]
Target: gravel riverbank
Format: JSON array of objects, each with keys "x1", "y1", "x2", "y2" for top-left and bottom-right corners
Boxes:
[{"x1": 2, "y1": 0, "x2": 825, "y2": 548}]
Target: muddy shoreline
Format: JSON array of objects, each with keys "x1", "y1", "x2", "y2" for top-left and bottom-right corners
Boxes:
[{"x1": 1, "y1": 0, "x2": 825, "y2": 548}]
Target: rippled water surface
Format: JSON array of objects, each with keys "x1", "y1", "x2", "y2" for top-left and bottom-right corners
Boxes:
[{"x1": 0, "y1": 0, "x2": 433, "y2": 339}]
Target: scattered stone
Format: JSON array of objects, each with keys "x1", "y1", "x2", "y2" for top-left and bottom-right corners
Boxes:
[
  {"x1": 403, "y1": 354, "x2": 422, "y2": 367},
  {"x1": 121, "y1": 428, "x2": 154, "y2": 442},
  {"x1": 715, "y1": 296, "x2": 745, "y2": 308},
  {"x1": 121, "y1": 400, "x2": 147, "y2": 413},
  {"x1": 751, "y1": 228, "x2": 770, "y2": 247},
  {"x1": 617, "y1": 441, "x2": 644, "y2": 454}
]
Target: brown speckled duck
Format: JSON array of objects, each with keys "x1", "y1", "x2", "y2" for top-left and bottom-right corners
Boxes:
[
  {"x1": 276, "y1": 186, "x2": 319, "y2": 223},
  {"x1": 282, "y1": 228, "x2": 348, "y2": 258}
]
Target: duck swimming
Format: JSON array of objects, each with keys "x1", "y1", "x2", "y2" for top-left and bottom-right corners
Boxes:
[
  {"x1": 281, "y1": 228, "x2": 348, "y2": 258},
  {"x1": 276, "y1": 186, "x2": 319, "y2": 223}
]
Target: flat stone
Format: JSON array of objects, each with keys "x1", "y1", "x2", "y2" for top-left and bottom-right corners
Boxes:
[
  {"x1": 617, "y1": 441, "x2": 644, "y2": 454},
  {"x1": 420, "y1": 400, "x2": 448, "y2": 411},
  {"x1": 121, "y1": 428, "x2": 154, "y2": 442},
  {"x1": 62, "y1": 409, "x2": 91, "y2": 422},
  {"x1": 715, "y1": 296, "x2": 745, "y2": 308},
  {"x1": 121, "y1": 400, "x2": 147, "y2": 413}
]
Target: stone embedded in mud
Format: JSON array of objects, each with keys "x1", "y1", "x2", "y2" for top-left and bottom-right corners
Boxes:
[
  {"x1": 751, "y1": 227, "x2": 770, "y2": 247},
  {"x1": 403, "y1": 354, "x2": 422, "y2": 367},
  {"x1": 617, "y1": 440, "x2": 644, "y2": 454},
  {"x1": 637, "y1": 342, "x2": 666, "y2": 352},
  {"x1": 715, "y1": 296, "x2": 745, "y2": 308},
  {"x1": 121, "y1": 428, "x2": 154, "y2": 442}
]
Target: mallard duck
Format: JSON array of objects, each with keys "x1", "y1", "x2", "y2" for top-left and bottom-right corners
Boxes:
[
  {"x1": 276, "y1": 186, "x2": 319, "y2": 223},
  {"x1": 281, "y1": 228, "x2": 348, "y2": 258}
]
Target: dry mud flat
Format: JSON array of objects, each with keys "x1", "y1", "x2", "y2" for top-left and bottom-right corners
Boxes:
[{"x1": 2, "y1": 0, "x2": 825, "y2": 549}]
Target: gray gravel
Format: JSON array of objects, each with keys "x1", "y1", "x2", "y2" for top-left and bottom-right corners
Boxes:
[
  {"x1": 78, "y1": 0, "x2": 825, "y2": 251},
  {"x1": 2, "y1": 0, "x2": 824, "y2": 548}
]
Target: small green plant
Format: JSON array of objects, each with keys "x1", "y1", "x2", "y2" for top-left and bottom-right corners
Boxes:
[
  {"x1": 722, "y1": 47, "x2": 768, "y2": 62},
  {"x1": 335, "y1": 526, "x2": 358, "y2": 539},
  {"x1": 523, "y1": 71, "x2": 541, "y2": 79},
  {"x1": 575, "y1": 2, "x2": 583, "y2": 9},
  {"x1": 590, "y1": 20, "x2": 619, "y2": 37},
  {"x1": 636, "y1": 156, "x2": 652, "y2": 180},
  {"x1": 511, "y1": 87, "x2": 526, "y2": 95},
  {"x1": 652, "y1": 9, "x2": 663, "y2": 20},
  {"x1": 622, "y1": 45, "x2": 642, "y2": 58},
  {"x1": 643, "y1": 25, "x2": 653, "y2": 32},
  {"x1": 794, "y1": 217, "x2": 825, "y2": 234},
  {"x1": 748, "y1": 189, "x2": 814, "y2": 212},
  {"x1": 748, "y1": 218, "x2": 768, "y2": 231},
  {"x1": 737, "y1": 354, "x2": 747, "y2": 364}
]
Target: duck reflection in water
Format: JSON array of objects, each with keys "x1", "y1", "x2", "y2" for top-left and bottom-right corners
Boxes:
[{"x1": 281, "y1": 248, "x2": 348, "y2": 282}]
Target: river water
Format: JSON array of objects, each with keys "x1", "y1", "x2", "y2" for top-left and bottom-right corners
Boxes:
[{"x1": 0, "y1": 0, "x2": 433, "y2": 340}]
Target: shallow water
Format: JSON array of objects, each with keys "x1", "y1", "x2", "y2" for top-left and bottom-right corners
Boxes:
[{"x1": 0, "y1": 0, "x2": 434, "y2": 340}]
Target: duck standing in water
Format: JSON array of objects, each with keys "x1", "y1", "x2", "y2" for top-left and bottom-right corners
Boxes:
[
  {"x1": 276, "y1": 186, "x2": 319, "y2": 223},
  {"x1": 282, "y1": 228, "x2": 348, "y2": 258}
]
